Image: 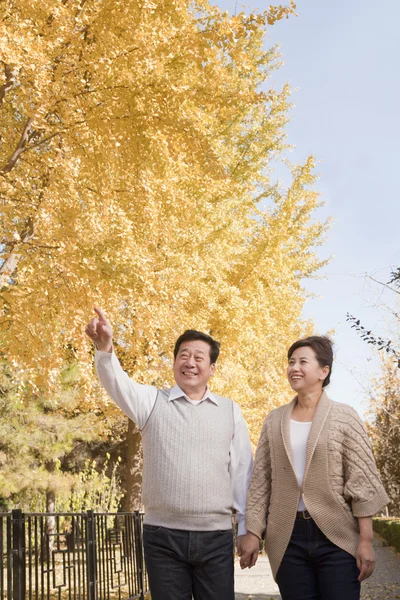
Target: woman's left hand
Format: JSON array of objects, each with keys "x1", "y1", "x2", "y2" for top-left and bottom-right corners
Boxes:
[{"x1": 356, "y1": 539, "x2": 375, "y2": 581}]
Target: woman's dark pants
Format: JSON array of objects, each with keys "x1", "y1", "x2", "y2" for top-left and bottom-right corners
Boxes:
[
  {"x1": 276, "y1": 514, "x2": 361, "y2": 600},
  {"x1": 143, "y1": 524, "x2": 234, "y2": 600}
]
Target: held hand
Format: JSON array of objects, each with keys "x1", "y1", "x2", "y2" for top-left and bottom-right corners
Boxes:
[
  {"x1": 238, "y1": 532, "x2": 260, "y2": 569},
  {"x1": 85, "y1": 307, "x2": 113, "y2": 352},
  {"x1": 356, "y1": 539, "x2": 375, "y2": 582},
  {"x1": 236, "y1": 535, "x2": 245, "y2": 556}
]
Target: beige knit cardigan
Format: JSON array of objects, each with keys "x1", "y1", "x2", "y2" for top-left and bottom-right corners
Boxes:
[{"x1": 245, "y1": 391, "x2": 389, "y2": 580}]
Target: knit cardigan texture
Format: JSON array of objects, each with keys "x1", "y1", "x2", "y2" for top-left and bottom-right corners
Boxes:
[{"x1": 245, "y1": 391, "x2": 389, "y2": 580}]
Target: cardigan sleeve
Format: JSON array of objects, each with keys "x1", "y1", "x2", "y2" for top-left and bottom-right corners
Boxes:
[
  {"x1": 342, "y1": 408, "x2": 389, "y2": 517},
  {"x1": 245, "y1": 412, "x2": 273, "y2": 539}
]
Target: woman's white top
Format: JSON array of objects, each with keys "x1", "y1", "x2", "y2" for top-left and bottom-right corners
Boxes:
[{"x1": 290, "y1": 419, "x2": 312, "y2": 511}]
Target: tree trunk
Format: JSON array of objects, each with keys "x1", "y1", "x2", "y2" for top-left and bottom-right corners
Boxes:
[
  {"x1": 41, "y1": 489, "x2": 55, "y2": 563},
  {"x1": 121, "y1": 419, "x2": 143, "y2": 512}
]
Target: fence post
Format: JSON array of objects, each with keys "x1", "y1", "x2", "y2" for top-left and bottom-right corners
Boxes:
[
  {"x1": 11, "y1": 509, "x2": 25, "y2": 600},
  {"x1": 134, "y1": 512, "x2": 145, "y2": 600},
  {"x1": 86, "y1": 510, "x2": 98, "y2": 600}
]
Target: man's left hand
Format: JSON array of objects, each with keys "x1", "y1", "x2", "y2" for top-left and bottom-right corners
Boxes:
[
  {"x1": 238, "y1": 532, "x2": 260, "y2": 569},
  {"x1": 236, "y1": 535, "x2": 245, "y2": 556}
]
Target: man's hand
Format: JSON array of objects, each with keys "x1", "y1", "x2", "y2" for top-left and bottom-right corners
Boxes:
[
  {"x1": 356, "y1": 539, "x2": 375, "y2": 582},
  {"x1": 236, "y1": 535, "x2": 245, "y2": 556},
  {"x1": 85, "y1": 307, "x2": 113, "y2": 352},
  {"x1": 238, "y1": 532, "x2": 260, "y2": 569}
]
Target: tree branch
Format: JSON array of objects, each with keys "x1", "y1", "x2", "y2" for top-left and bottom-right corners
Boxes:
[
  {"x1": 24, "y1": 131, "x2": 62, "y2": 152},
  {"x1": 368, "y1": 274, "x2": 400, "y2": 296},
  {"x1": 0, "y1": 172, "x2": 50, "y2": 287},
  {"x1": 0, "y1": 64, "x2": 14, "y2": 108},
  {"x1": 346, "y1": 313, "x2": 400, "y2": 368},
  {"x1": 1, "y1": 117, "x2": 34, "y2": 173},
  {"x1": 338, "y1": 359, "x2": 400, "y2": 422},
  {"x1": 0, "y1": 217, "x2": 34, "y2": 287}
]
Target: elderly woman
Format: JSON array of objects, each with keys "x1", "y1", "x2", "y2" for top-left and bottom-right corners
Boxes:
[{"x1": 239, "y1": 336, "x2": 388, "y2": 600}]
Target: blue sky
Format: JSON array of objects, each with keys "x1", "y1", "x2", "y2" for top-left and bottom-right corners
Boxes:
[{"x1": 213, "y1": 0, "x2": 400, "y2": 416}]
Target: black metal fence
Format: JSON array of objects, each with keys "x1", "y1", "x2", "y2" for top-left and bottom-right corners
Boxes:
[{"x1": 0, "y1": 511, "x2": 149, "y2": 600}]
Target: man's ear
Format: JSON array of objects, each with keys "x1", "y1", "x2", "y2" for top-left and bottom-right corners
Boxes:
[{"x1": 210, "y1": 363, "x2": 216, "y2": 376}]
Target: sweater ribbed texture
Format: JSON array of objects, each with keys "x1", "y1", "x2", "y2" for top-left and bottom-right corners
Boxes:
[
  {"x1": 142, "y1": 389, "x2": 234, "y2": 531},
  {"x1": 245, "y1": 392, "x2": 389, "y2": 580}
]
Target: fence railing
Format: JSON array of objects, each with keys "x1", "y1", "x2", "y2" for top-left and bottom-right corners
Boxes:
[{"x1": 0, "y1": 510, "x2": 149, "y2": 600}]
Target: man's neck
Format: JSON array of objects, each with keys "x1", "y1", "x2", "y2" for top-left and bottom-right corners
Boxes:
[{"x1": 179, "y1": 385, "x2": 208, "y2": 401}]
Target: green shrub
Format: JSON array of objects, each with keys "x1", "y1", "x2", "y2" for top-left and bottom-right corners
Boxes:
[{"x1": 373, "y1": 517, "x2": 400, "y2": 552}]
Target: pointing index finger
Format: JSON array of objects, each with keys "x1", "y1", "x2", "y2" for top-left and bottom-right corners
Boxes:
[{"x1": 94, "y1": 307, "x2": 109, "y2": 324}]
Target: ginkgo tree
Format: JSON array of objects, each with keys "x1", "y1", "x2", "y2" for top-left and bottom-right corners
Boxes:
[{"x1": 1, "y1": 0, "x2": 329, "y2": 507}]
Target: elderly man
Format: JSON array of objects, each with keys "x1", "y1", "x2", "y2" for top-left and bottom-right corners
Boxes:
[{"x1": 85, "y1": 307, "x2": 252, "y2": 600}]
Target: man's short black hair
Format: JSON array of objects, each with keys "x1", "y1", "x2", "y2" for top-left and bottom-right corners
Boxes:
[{"x1": 174, "y1": 330, "x2": 220, "y2": 364}]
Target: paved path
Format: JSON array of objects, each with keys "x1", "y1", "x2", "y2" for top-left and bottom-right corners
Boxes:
[
  {"x1": 235, "y1": 554, "x2": 280, "y2": 600},
  {"x1": 234, "y1": 533, "x2": 400, "y2": 600},
  {"x1": 361, "y1": 533, "x2": 400, "y2": 599}
]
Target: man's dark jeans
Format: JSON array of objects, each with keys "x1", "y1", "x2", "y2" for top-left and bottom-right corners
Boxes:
[
  {"x1": 143, "y1": 524, "x2": 234, "y2": 600},
  {"x1": 276, "y1": 515, "x2": 361, "y2": 600}
]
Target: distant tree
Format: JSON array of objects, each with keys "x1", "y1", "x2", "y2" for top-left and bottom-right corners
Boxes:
[
  {"x1": 0, "y1": 359, "x2": 111, "y2": 510},
  {"x1": 350, "y1": 268, "x2": 400, "y2": 515},
  {"x1": 366, "y1": 361, "x2": 400, "y2": 516}
]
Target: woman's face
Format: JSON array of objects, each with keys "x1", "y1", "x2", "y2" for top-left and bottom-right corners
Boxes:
[{"x1": 287, "y1": 346, "x2": 329, "y2": 393}]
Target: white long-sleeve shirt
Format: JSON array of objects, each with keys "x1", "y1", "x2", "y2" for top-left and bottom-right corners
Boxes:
[{"x1": 95, "y1": 349, "x2": 253, "y2": 535}]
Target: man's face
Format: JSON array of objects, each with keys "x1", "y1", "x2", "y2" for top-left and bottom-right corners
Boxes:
[{"x1": 173, "y1": 340, "x2": 216, "y2": 399}]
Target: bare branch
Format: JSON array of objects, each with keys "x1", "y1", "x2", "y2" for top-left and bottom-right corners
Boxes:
[
  {"x1": 0, "y1": 117, "x2": 34, "y2": 173},
  {"x1": 0, "y1": 64, "x2": 14, "y2": 108},
  {"x1": 25, "y1": 242, "x2": 61, "y2": 250},
  {"x1": 24, "y1": 131, "x2": 62, "y2": 152},
  {"x1": 368, "y1": 274, "x2": 400, "y2": 297},
  {"x1": 113, "y1": 47, "x2": 140, "y2": 61}
]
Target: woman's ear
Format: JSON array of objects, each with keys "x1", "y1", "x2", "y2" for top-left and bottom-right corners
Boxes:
[{"x1": 320, "y1": 365, "x2": 330, "y2": 381}]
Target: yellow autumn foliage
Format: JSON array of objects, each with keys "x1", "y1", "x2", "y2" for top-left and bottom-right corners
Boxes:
[{"x1": 0, "y1": 0, "x2": 328, "y2": 443}]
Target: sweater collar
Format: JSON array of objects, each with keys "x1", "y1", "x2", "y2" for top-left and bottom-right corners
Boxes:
[
  {"x1": 281, "y1": 390, "x2": 332, "y2": 485},
  {"x1": 168, "y1": 384, "x2": 219, "y2": 405}
]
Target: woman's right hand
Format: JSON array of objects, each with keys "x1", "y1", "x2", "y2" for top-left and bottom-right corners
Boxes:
[
  {"x1": 238, "y1": 532, "x2": 260, "y2": 569},
  {"x1": 356, "y1": 539, "x2": 376, "y2": 581},
  {"x1": 85, "y1": 307, "x2": 113, "y2": 352}
]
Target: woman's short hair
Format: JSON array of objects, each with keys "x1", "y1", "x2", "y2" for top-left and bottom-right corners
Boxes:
[{"x1": 287, "y1": 335, "x2": 333, "y2": 387}]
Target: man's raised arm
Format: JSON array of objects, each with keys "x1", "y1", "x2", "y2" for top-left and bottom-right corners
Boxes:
[{"x1": 85, "y1": 307, "x2": 157, "y2": 429}]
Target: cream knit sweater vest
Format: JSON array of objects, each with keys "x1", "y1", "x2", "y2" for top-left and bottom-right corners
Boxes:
[{"x1": 142, "y1": 389, "x2": 234, "y2": 531}]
